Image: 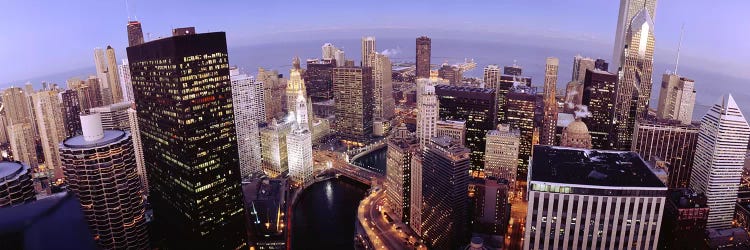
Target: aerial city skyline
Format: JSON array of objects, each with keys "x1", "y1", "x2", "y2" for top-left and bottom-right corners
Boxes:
[{"x1": 1, "y1": 0, "x2": 750, "y2": 249}]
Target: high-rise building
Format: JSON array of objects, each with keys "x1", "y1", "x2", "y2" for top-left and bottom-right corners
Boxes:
[
  {"x1": 484, "y1": 124, "x2": 520, "y2": 189},
  {"x1": 303, "y1": 58, "x2": 335, "y2": 101},
  {"x1": 525, "y1": 145, "x2": 667, "y2": 249},
  {"x1": 286, "y1": 57, "x2": 306, "y2": 113},
  {"x1": 421, "y1": 136, "x2": 471, "y2": 250},
  {"x1": 437, "y1": 64, "x2": 462, "y2": 85},
  {"x1": 614, "y1": 7, "x2": 656, "y2": 150},
  {"x1": 127, "y1": 107, "x2": 148, "y2": 193},
  {"x1": 333, "y1": 66, "x2": 373, "y2": 146},
  {"x1": 595, "y1": 59, "x2": 609, "y2": 71},
  {"x1": 322, "y1": 43, "x2": 345, "y2": 67},
  {"x1": 105, "y1": 46, "x2": 124, "y2": 103},
  {"x1": 286, "y1": 94, "x2": 313, "y2": 185},
  {"x1": 495, "y1": 74, "x2": 532, "y2": 124},
  {"x1": 582, "y1": 69, "x2": 617, "y2": 149},
  {"x1": 469, "y1": 177, "x2": 510, "y2": 246},
  {"x1": 89, "y1": 102, "x2": 131, "y2": 131},
  {"x1": 416, "y1": 36, "x2": 431, "y2": 78},
  {"x1": 483, "y1": 65, "x2": 501, "y2": 89},
  {"x1": 540, "y1": 57, "x2": 559, "y2": 145},
  {"x1": 231, "y1": 68, "x2": 264, "y2": 177},
  {"x1": 119, "y1": 59, "x2": 134, "y2": 102},
  {"x1": 361, "y1": 36, "x2": 376, "y2": 67},
  {"x1": 76, "y1": 76, "x2": 104, "y2": 112},
  {"x1": 658, "y1": 189, "x2": 709, "y2": 250},
  {"x1": 60, "y1": 114, "x2": 148, "y2": 249},
  {"x1": 3, "y1": 87, "x2": 38, "y2": 168},
  {"x1": 503, "y1": 64, "x2": 522, "y2": 76},
  {"x1": 93, "y1": 48, "x2": 113, "y2": 105},
  {"x1": 409, "y1": 155, "x2": 423, "y2": 235},
  {"x1": 571, "y1": 55, "x2": 595, "y2": 83},
  {"x1": 435, "y1": 85, "x2": 497, "y2": 172},
  {"x1": 260, "y1": 119, "x2": 293, "y2": 177},
  {"x1": 505, "y1": 86, "x2": 535, "y2": 180},
  {"x1": 436, "y1": 120, "x2": 466, "y2": 143},
  {"x1": 127, "y1": 28, "x2": 248, "y2": 249},
  {"x1": 372, "y1": 53, "x2": 395, "y2": 121},
  {"x1": 0, "y1": 161, "x2": 35, "y2": 208},
  {"x1": 257, "y1": 68, "x2": 286, "y2": 122},
  {"x1": 60, "y1": 89, "x2": 82, "y2": 137},
  {"x1": 689, "y1": 94, "x2": 750, "y2": 229},
  {"x1": 656, "y1": 74, "x2": 696, "y2": 125},
  {"x1": 612, "y1": 0, "x2": 657, "y2": 71},
  {"x1": 127, "y1": 20, "x2": 145, "y2": 47},
  {"x1": 385, "y1": 124, "x2": 419, "y2": 224},
  {"x1": 632, "y1": 119, "x2": 698, "y2": 188},
  {"x1": 559, "y1": 118, "x2": 592, "y2": 149},
  {"x1": 417, "y1": 83, "x2": 439, "y2": 149},
  {"x1": 562, "y1": 81, "x2": 583, "y2": 113},
  {"x1": 32, "y1": 90, "x2": 66, "y2": 180}
]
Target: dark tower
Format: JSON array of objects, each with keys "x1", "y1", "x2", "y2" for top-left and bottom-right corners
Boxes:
[
  {"x1": 582, "y1": 69, "x2": 617, "y2": 150},
  {"x1": 126, "y1": 21, "x2": 144, "y2": 47},
  {"x1": 416, "y1": 36, "x2": 431, "y2": 79}
]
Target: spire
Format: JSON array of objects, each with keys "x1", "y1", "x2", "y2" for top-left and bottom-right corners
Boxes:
[
  {"x1": 292, "y1": 56, "x2": 301, "y2": 70},
  {"x1": 674, "y1": 23, "x2": 685, "y2": 75}
]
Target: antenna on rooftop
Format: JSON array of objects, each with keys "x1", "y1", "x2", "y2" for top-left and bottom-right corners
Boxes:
[
  {"x1": 674, "y1": 23, "x2": 685, "y2": 75},
  {"x1": 125, "y1": 0, "x2": 131, "y2": 21}
]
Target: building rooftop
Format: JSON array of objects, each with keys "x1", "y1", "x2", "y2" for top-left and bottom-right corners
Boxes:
[
  {"x1": 62, "y1": 130, "x2": 127, "y2": 149},
  {"x1": 242, "y1": 177, "x2": 287, "y2": 237},
  {"x1": 0, "y1": 161, "x2": 27, "y2": 184},
  {"x1": 667, "y1": 189, "x2": 708, "y2": 209},
  {"x1": 530, "y1": 145, "x2": 667, "y2": 188},
  {"x1": 435, "y1": 85, "x2": 495, "y2": 94}
]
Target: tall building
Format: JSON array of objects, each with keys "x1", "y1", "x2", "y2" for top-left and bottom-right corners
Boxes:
[
  {"x1": 76, "y1": 76, "x2": 104, "y2": 111},
  {"x1": 571, "y1": 55, "x2": 595, "y2": 83},
  {"x1": 127, "y1": 28, "x2": 248, "y2": 249},
  {"x1": 257, "y1": 68, "x2": 286, "y2": 121},
  {"x1": 286, "y1": 95, "x2": 313, "y2": 185},
  {"x1": 540, "y1": 57, "x2": 559, "y2": 145},
  {"x1": 333, "y1": 66, "x2": 373, "y2": 146},
  {"x1": 93, "y1": 48, "x2": 113, "y2": 105},
  {"x1": 60, "y1": 114, "x2": 148, "y2": 249},
  {"x1": 0, "y1": 161, "x2": 35, "y2": 208},
  {"x1": 612, "y1": 0, "x2": 657, "y2": 71},
  {"x1": 119, "y1": 59, "x2": 134, "y2": 102},
  {"x1": 495, "y1": 74, "x2": 532, "y2": 124},
  {"x1": 127, "y1": 107, "x2": 148, "y2": 193},
  {"x1": 372, "y1": 53, "x2": 395, "y2": 120},
  {"x1": 3, "y1": 87, "x2": 38, "y2": 168},
  {"x1": 437, "y1": 64, "x2": 462, "y2": 85},
  {"x1": 127, "y1": 20, "x2": 145, "y2": 47},
  {"x1": 503, "y1": 64, "x2": 522, "y2": 76},
  {"x1": 286, "y1": 57, "x2": 306, "y2": 113},
  {"x1": 614, "y1": 7, "x2": 656, "y2": 150},
  {"x1": 231, "y1": 68, "x2": 264, "y2": 177},
  {"x1": 60, "y1": 89, "x2": 82, "y2": 137},
  {"x1": 385, "y1": 124, "x2": 419, "y2": 224},
  {"x1": 582, "y1": 69, "x2": 617, "y2": 150},
  {"x1": 421, "y1": 136, "x2": 471, "y2": 250},
  {"x1": 469, "y1": 177, "x2": 510, "y2": 247},
  {"x1": 525, "y1": 146, "x2": 667, "y2": 249},
  {"x1": 410, "y1": 155, "x2": 423, "y2": 235},
  {"x1": 89, "y1": 102, "x2": 131, "y2": 131},
  {"x1": 483, "y1": 65, "x2": 501, "y2": 89},
  {"x1": 417, "y1": 83, "x2": 439, "y2": 149},
  {"x1": 416, "y1": 36, "x2": 431, "y2": 78},
  {"x1": 32, "y1": 90, "x2": 66, "y2": 180},
  {"x1": 595, "y1": 59, "x2": 609, "y2": 71},
  {"x1": 689, "y1": 94, "x2": 750, "y2": 229},
  {"x1": 260, "y1": 119, "x2": 293, "y2": 177},
  {"x1": 105, "y1": 46, "x2": 124, "y2": 103},
  {"x1": 303, "y1": 58, "x2": 335, "y2": 101},
  {"x1": 435, "y1": 85, "x2": 497, "y2": 172},
  {"x1": 656, "y1": 74, "x2": 696, "y2": 125},
  {"x1": 484, "y1": 124, "x2": 520, "y2": 189},
  {"x1": 361, "y1": 36, "x2": 376, "y2": 67},
  {"x1": 562, "y1": 81, "x2": 583, "y2": 113},
  {"x1": 322, "y1": 43, "x2": 345, "y2": 67},
  {"x1": 436, "y1": 120, "x2": 466, "y2": 143},
  {"x1": 658, "y1": 189, "x2": 709, "y2": 250},
  {"x1": 632, "y1": 119, "x2": 698, "y2": 188},
  {"x1": 505, "y1": 86, "x2": 535, "y2": 180}
]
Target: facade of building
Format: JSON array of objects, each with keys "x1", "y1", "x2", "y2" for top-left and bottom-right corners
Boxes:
[
  {"x1": 436, "y1": 120, "x2": 466, "y2": 143},
  {"x1": 469, "y1": 177, "x2": 510, "y2": 248},
  {"x1": 3, "y1": 87, "x2": 38, "y2": 168},
  {"x1": 127, "y1": 20, "x2": 144, "y2": 47},
  {"x1": 257, "y1": 67, "x2": 286, "y2": 122},
  {"x1": 118, "y1": 59, "x2": 134, "y2": 102},
  {"x1": 93, "y1": 48, "x2": 113, "y2": 106},
  {"x1": 372, "y1": 53, "x2": 395, "y2": 121},
  {"x1": 503, "y1": 65, "x2": 522, "y2": 76},
  {"x1": 286, "y1": 57, "x2": 306, "y2": 113},
  {"x1": 582, "y1": 69, "x2": 617, "y2": 150},
  {"x1": 484, "y1": 124, "x2": 520, "y2": 189},
  {"x1": 658, "y1": 189, "x2": 709, "y2": 250},
  {"x1": 563, "y1": 81, "x2": 583, "y2": 113},
  {"x1": 333, "y1": 67, "x2": 373, "y2": 146},
  {"x1": 260, "y1": 119, "x2": 293, "y2": 177},
  {"x1": 303, "y1": 58, "x2": 335, "y2": 101},
  {"x1": 560, "y1": 118, "x2": 592, "y2": 149},
  {"x1": 571, "y1": 55, "x2": 595, "y2": 83},
  {"x1": 89, "y1": 101, "x2": 131, "y2": 131},
  {"x1": 632, "y1": 119, "x2": 698, "y2": 188},
  {"x1": 438, "y1": 64, "x2": 462, "y2": 85},
  {"x1": 385, "y1": 125, "x2": 419, "y2": 224},
  {"x1": 361, "y1": 36, "x2": 376, "y2": 67},
  {"x1": 524, "y1": 145, "x2": 668, "y2": 250},
  {"x1": 540, "y1": 57, "x2": 559, "y2": 146},
  {"x1": 612, "y1": 0, "x2": 657, "y2": 71},
  {"x1": 0, "y1": 161, "x2": 35, "y2": 208},
  {"x1": 60, "y1": 89, "x2": 82, "y2": 137},
  {"x1": 689, "y1": 94, "x2": 750, "y2": 229},
  {"x1": 126, "y1": 107, "x2": 148, "y2": 193},
  {"x1": 32, "y1": 90, "x2": 66, "y2": 180},
  {"x1": 105, "y1": 46, "x2": 124, "y2": 104},
  {"x1": 126, "y1": 29, "x2": 248, "y2": 249},
  {"x1": 416, "y1": 36, "x2": 431, "y2": 78},
  {"x1": 417, "y1": 83, "x2": 439, "y2": 149},
  {"x1": 231, "y1": 68, "x2": 264, "y2": 177},
  {"x1": 656, "y1": 74, "x2": 696, "y2": 125},
  {"x1": 286, "y1": 95, "x2": 313, "y2": 185},
  {"x1": 409, "y1": 155, "x2": 423, "y2": 236},
  {"x1": 506, "y1": 86, "x2": 535, "y2": 180},
  {"x1": 60, "y1": 114, "x2": 148, "y2": 249},
  {"x1": 483, "y1": 65, "x2": 501, "y2": 90},
  {"x1": 421, "y1": 136, "x2": 471, "y2": 250}
]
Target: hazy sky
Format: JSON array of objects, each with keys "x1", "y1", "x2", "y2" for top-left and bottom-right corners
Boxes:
[{"x1": 1, "y1": 0, "x2": 748, "y2": 83}]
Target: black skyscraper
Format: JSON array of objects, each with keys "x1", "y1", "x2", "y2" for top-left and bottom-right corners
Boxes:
[
  {"x1": 126, "y1": 28, "x2": 247, "y2": 249},
  {"x1": 60, "y1": 89, "x2": 81, "y2": 137},
  {"x1": 582, "y1": 69, "x2": 617, "y2": 150},
  {"x1": 304, "y1": 58, "x2": 335, "y2": 101},
  {"x1": 127, "y1": 21, "x2": 144, "y2": 47},
  {"x1": 416, "y1": 36, "x2": 431, "y2": 78}
]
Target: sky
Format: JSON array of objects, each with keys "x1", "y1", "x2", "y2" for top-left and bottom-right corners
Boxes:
[{"x1": 0, "y1": 0, "x2": 748, "y2": 84}]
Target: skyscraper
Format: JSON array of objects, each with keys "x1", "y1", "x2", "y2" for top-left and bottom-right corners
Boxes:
[
  {"x1": 322, "y1": 43, "x2": 345, "y2": 67},
  {"x1": 3, "y1": 87, "x2": 38, "y2": 168},
  {"x1": 60, "y1": 113, "x2": 148, "y2": 249},
  {"x1": 93, "y1": 48, "x2": 113, "y2": 105},
  {"x1": 525, "y1": 145, "x2": 667, "y2": 249},
  {"x1": 333, "y1": 66, "x2": 373, "y2": 146},
  {"x1": 106, "y1": 46, "x2": 124, "y2": 103},
  {"x1": 127, "y1": 28, "x2": 247, "y2": 249},
  {"x1": 303, "y1": 58, "x2": 335, "y2": 101},
  {"x1": 286, "y1": 95, "x2": 313, "y2": 185},
  {"x1": 286, "y1": 57, "x2": 306, "y2": 113},
  {"x1": 386, "y1": 124, "x2": 419, "y2": 224},
  {"x1": 571, "y1": 55, "x2": 595, "y2": 83},
  {"x1": 372, "y1": 53, "x2": 395, "y2": 121},
  {"x1": 505, "y1": 86, "x2": 535, "y2": 180},
  {"x1": 119, "y1": 59, "x2": 134, "y2": 102},
  {"x1": 0, "y1": 161, "x2": 35, "y2": 208},
  {"x1": 416, "y1": 36, "x2": 431, "y2": 78},
  {"x1": 503, "y1": 64, "x2": 522, "y2": 76},
  {"x1": 632, "y1": 119, "x2": 698, "y2": 188},
  {"x1": 361, "y1": 36, "x2": 375, "y2": 67},
  {"x1": 32, "y1": 90, "x2": 66, "y2": 180},
  {"x1": 257, "y1": 67, "x2": 286, "y2": 122},
  {"x1": 656, "y1": 74, "x2": 696, "y2": 125},
  {"x1": 127, "y1": 107, "x2": 148, "y2": 193},
  {"x1": 483, "y1": 65, "x2": 501, "y2": 89},
  {"x1": 127, "y1": 20, "x2": 145, "y2": 47},
  {"x1": 540, "y1": 57, "x2": 559, "y2": 145},
  {"x1": 421, "y1": 136, "x2": 471, "y2": 250},
  {"x1": 612, "y1": 0, "x2": 657, "y2": 71},
  {"x1": 231, "y1": 68, "x2": 264, "y2": 177},
  {"x1": 417, "y1": 83, "x2": 439, "y2": 149},
  {"x1": 435, "y1": 85, "x2": 497, "y2": 172},
  {"x1": 260, "y1": 119, "x2": 293, "y2": 177},
  {"x1": 437, "y1": 64, "x2": 462, "y2": 85},
  {"x1": 582, "y1": 69, "x2": 617, "y2": 149},
  {"x1": 484, "y1": 124, "x2": 520, "y2": 189},
  {"x1": 689, "y1": 94, "x2": 750, "y2": 229},
  {"x1": 410, "y1": 155, "x2": 423, "y2": 235},
  {"x1": 562, "y1": 80, "x2": 583, "y2": 113},
  {"x1": 60, "y1": 89, "x2": 82, "y2": 137}
]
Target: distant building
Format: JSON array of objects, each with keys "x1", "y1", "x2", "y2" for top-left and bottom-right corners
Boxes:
[
  {"x1": 632, "y1": 119, "x2": 698, "y2": 188},
  {"x1": 438, "y1": 64, "x2": 462, "y2": 85},
  {"x1": 322, "y1": 43, "x2": 345, "y2": 67},
  {"x1": 386, "y1": 125, "x2": 419, "y2": 224},
  {"x1": 612, "y1": 0, "x2": 657, "y2": 71},
  {"x1": 119, "y1": 59, "x2": 134, "y2": 102},
  {"x1": 361, "y1": 36, "x2": 376, "y2": 67},
  {"x1": 60, "y1": 89, "x2": 82, "y2": 137},
  {"x1": 333, "y1": 67, "x2": 373, "y2": 146},
  {"x1": 417, "y1": 81, "x2": 439, "y2": 149},
  {"x1": 524, "y1": 145, "x2": 667, "y2": 249},
  {"x1": 126, "y1": 20, "x2": 145, "y2": 47},
  {"x1": 286, "y1": 57, "x2": 306, "y2": 113},
  {"x1": 562, "y1": 81, "x2": 583, "y2": 113},
  {"x1": 127, "y1": 107, "x2": 148, "y2": 193},
  {"x1": 594, "y1": 58, "x2": 609, "y2": 71},
  {"x1": 706, "y1": 228, "x2": 750, "y2": 249},
  {"x1": 257, "y1": 67, "x2": 287, "y2": 122},
  {"x1": 260, "y1": 119, "x2": 294, "y2": 177},
  {"x1": 506, "y1": 86, "x2": 535, "y2": 180},
  {"x1": 571, "y1": 55, "x2": 595, "y2": 83},
  {"x1": 304, "y1": 58, "x2": 335, "y2": 101},
  {"x1": 436, "y1": 120, "x2": 466, "y2": 143},
  {"x1": 483, "y1": 65, "x2": 501, "y2": 89},
  {"x1": 0, "y1": 161, "x2": 35, "y2": 208},
  {"x1": 503, "y1": 65, "x2": 522, "y2": 76},
  {"x1": 3, "y1": 87, "x2": 38, "y2": 168},
  {"x1": 372, "y1": 53, "x2": 395, "y2": 121},
  {"x1": 416, "y1": 36, "x2": 431, "y2": 78},
  {"x1": 484, "y1": 124, "x2": 520, "y2": 188},
  {"x1": 242, "y1": 176, "x2": 288, "y2": 250},
  {"x1": 32, "y1": 90, "x2": 66, "y2": 180},
  {"x1": 410, "y1": 155, "x2": 423, "y2": 235},
  {"x1": 656, "y1": 74, "x2": 696, "y2": 125},
  {"x1": 496, "y1": 74, "x2": 531, "y2": 124},
  {"x1": 658, "y1": 189, "x2": 709, "y2": 250},
  {"x1": 540, "y1": 57, "x2": 559, "y2": 146},
  {"x1": 582, "y1": 69, "x2": 617, "y2": 150}
]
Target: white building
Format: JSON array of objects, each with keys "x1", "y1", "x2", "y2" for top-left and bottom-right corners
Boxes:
[
  {"x1": 361, "y1": 36, "x2": 376, "y2": 67},
  {"x1": 525, "y1": 146, "x2": 667, "y2": 250},
  {"x1": 484, "y1": 124, "x2": 519, "y2": 189},
  {"x1": 127, "y1": 107, "x2": 148, "y2": 193},
  {"x1": 287, "y1": 95, "x2": 313, "y2": 185},
  {"x1": 416, "y1": 83, "x2": 439, "y2": 149},
  {"x1": 689, "y1": 94, "x2": 750, "y2": 229},
  {"x1": 483, "y1": 64, "x2": 501, "y2": 89},
  {"x1": 119, "y1": 59, "x2": 134, "y2": 102},
  {"x1": 260, "y1": 118, "x2": 293, "y2": 177},
  {"x1": 32, "y1": 90, "x2": 66, "y2": 180},
  {"x1": 89, "y1": 102, "x2": 131, "y2": 131},
  {"x1": 656, "y1": 74, "x2": 696, "y2": 125},
  {"x1": 371, "y1": 53, "x2": 395, "y2": 121},
  {"x1": 322, "y1": 43, "x2": 346, "y2": 67},
  {"x1": 230, "y1": 68, "x2": 264, "y2": 177}
]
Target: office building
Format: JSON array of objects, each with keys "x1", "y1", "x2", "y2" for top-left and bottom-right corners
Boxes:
[
  {"x1": 506, "y1": 86, "x2": 535, "y2": 180},
  {"x1": 105, "y1": 46, "x2": 124, "y2": 103},
  {"x1": 61, "y1": 89, "x2": 82, "y2": 137},
  {"x1": 372, "y1": 53, "x2": 395, "y2": 121},
  {"x1": 333, "y1": 66, "x2": 373, "y2": 146},
  {"x1": 632, "y1": 119, "x2": 698, "y2": 188},
  {"x1": 421, "y1": 136, "x2": 471, "y2": 250},
  {"x1": 435, "y1": 85, "x2": 496, "y2": 172},
  {"x1": 416, "y1": 36, "x2": 431, "y2": 78},
  {"x1": 127, "y1": 28, "x2": 248, "y2": 249},
  {"x1": 582, "y1": 69, "x2": 617, "y2": 150},
  {"x1": 436, "y1": 120, "x2": 466, "y2": 143},
  {"x1": 242, "y1": 176, "x2": 288, "y2": 249},
  {"x1": 496, "y1": 74, "x2": 532, "y2": 125},
  {"x1": 89, "y1": 101, "x2": 131, "y2": 131},
  {"x1": 560, "y1": 118, "x2": 592, "y2": 149},
  {"x1": 361, "y1": 36, "x2": 375, "y2": 67},
  {"x1": 563, "y1": 81, "x2": 583, "y2": 113},
  {"x1": 127, "y1": 107, "x2": 148, "y2": 193},
  {"x1": 60, "y1": 114, "x2": 148, "y2": 249},
  {"x1": 612, "y1": 0, "x2": 657, "y2": 71},
  {"x1": 119, "y1": 59, "x2": 134, "y2": 102},
  {"x1": 385, "y1": 124, "x2": 419, "y2": 224},
  {"x1": 260, "y1": 118, "x2": 293, "y2": 177},
  {"x1": 3, "y1": 87, "x2": 37, "y2": 168},
  {"x1": 75, "y1": 76, "x2": 104, "y2": 112},
  {"x1": 469, "y1": 177, "x2": 510, "y2": 248},
  {"x1": 658, "y1": 189, "x2": 709, "y2": 250},
  {"x1": 304, "y1": 58, "x2": 335, "y2": 101},
  {"x1": 483, "y1": 65, "x2": 501, "y2": 89},
  {"x1": 0, "y1": 161, "x2": 35, "y2": 208},
  {"x1": 410, "y1": 155, "x2": 423, "y2": 236},
  {"x1": 484, "y1": 124, "x2": 520, "y2": 189},
  {"x1": 438, "y1": 64, "x2": 462, "y2": 85},
  {"x1": 689, "y1": 94, "x2": 750, "y2": 229},
  {"x1": 540, "y1": 57, "x2": 559, "y2": 145},
  {"x1": 32, "y1": 90, "x2": 66, "y2": 180},
  {"x1": 93, "y1": 48, "x2": 112, "y2": 105},
  {"x1": 231, "y1": 68, "x2": 264, "y2": 177},
  {"x1": 417, "y1": 83, "x2": 439, "y2": 149},
  {"x1": 322, "y1": 43, "x2": 346, "y2": 67},
  {"x1": 656, "y1": 74, "x2": 696, "y2": 125},
  {"x1": 571, "y1": 55, "x2": 595, "y2": 83},
  {"x1": 286, "y1": 95, "x2": 313, "y2": 185},
  {"x1": 127, "y1": 20, "x2": 144, "y2": 47},
  {"x1": 257, "y1": 67, "x2": 286, "y2": 122},
  {"x1": 503, "y1": 64, "x2": 522, "y2": 76},
  {"x1": 524, "y1": 145, "x2": 667, "y2": 250}
]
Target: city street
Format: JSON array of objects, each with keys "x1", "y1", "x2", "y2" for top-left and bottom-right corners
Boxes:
[{"x1": 358, "y1": 189, "x2": 424, "y2": 250}]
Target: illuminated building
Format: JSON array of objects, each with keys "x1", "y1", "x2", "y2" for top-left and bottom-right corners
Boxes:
[
  {"x1": 436, "y1": 120, "x2": 465, "y2": 143},
  {"x1": 0, "y1": 161, "x2": 35, "y2": 208},
  {"x1": 632, "y1": 119, "x2": 698, "y2": 188},
  {"x1": 540, "y1": 57, "x2": 559, "y2": 145},
  {"x1": 689, "y1": 94, "x2": 750, "y2": 229},
  {"x1": 560, "y1": 118, "x2": 592, "y2": 149},
  {"x1": 495, "y1": 74, "x2": 531, "y2": 124},
  {"x1": 60, "y1": 89, "x2": 82, "y2": 137},
  {"x1": 89, "y1": 101, "x2": 131, "y2": 131},
  {"x1": 435, "y1": 85, "x2": 496, "y2": 172},
  {"x1": 658, "y1": 189, "x2": 709, "y2": 250},
  {"x1": 416, "y1": 36, "x2": 431, "y2": 78},
  {"x1": 60, "y1": 113, "x2": 148, "y2": 249},
  {"x1": 257, "y1": 67, "x2": 286, "y2": 122},
  {"x1": 469, "y1": 177, "x2": 510, "y2": 248},
  {"x1": 371, "y1": 53, "x2": 395, "y2": 121},
  {"x1": 32, "y1": 90, "x2": 66, "y2": 180},
  {"x1": 484, "y1": 124, "x2": 519, "y2": 188},
  {"x1": 612, "y1": 0, "x2": 657, "y2": 71},
  {"x1": 127, "y1": 28, "x2": 248, "y2": 249},
  {"x1": 582, "y1": 69, "x2": 617, "y2": 149},
  {"x1": 505, "y1": 86, "x2": 535, "y2": 180},
  {"x1": 421, "y1": 136, "x2": 471, "y2": 250},
  {"x1": 409, "y1": 155, "x2": 423, "y2": 236},
  {"x1": 361, "y1": 36, "x2": 375, "y2": 67},
  {"x1": 304, "y1": 58, "x2": 335, "y2": 101},
  {"x1": 438, "y1": 64, "x2": 462, "y2": 85},
  {"x1": 417, "y1": 83, "x2": 439, "y2": 149},
  {"x1": 242, "y1": 176, "x2": 288, "y2": 249},
  {"x1": 333, "y1": 66, "x2": 373, "y2": 145},
  {"x1": 286, "y1": 57, "x2": 306, "y2": 113},
  {"x1": 127, "y1": 20, "x2": 144, "y2": 47},
  {"x1": 127, "y1": 107, "x2": 148, "y2": 193},
  {"x1": 119, "y1": 59, "x2": 134, "y2": 102},
  {"x1": 656, "y1": 74, "x2": 696, "y2": 125},
  {"x1": 483, "y1": 64, "x2": 501, "y2": 90},
  {"x1": 231, "y1": 68, "x2": 264, "y2": 177},
  {"x1": 3, "y1": 87, "x2": 38, "y2": 168},
  {"x1": 525, "y1": 145, "x2": 667, "y2": 249},
  {"x1": 105, "y1": 46, "x2": 124, "y2": 103},
  {"x1": 385, "y1": 124, "x2": 419, "y2": 224},
  {"x1": 286, "y1": 95, "x2": 313, "y2": 184},
  {"x1": 260, "y1": 118, "x2": 293, "y2": 177}
]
